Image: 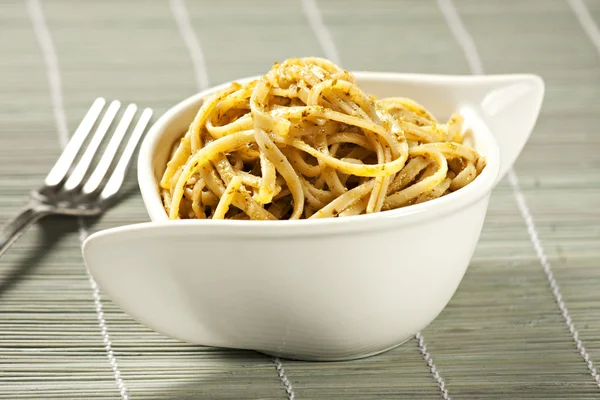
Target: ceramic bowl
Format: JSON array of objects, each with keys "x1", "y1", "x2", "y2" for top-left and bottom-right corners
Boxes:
[{"x1": 82, "y1": 72, "x2": 544, "y2": 361}]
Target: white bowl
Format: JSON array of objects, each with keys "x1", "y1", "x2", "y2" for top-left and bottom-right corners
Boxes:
[{"x1": 82, "y1": 72, "x2": 544, "y2": 361}]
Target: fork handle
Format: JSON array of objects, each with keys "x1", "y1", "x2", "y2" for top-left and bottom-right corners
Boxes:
[{"x1": 0, "y1": 206, "x2": 51, "y2": 259}]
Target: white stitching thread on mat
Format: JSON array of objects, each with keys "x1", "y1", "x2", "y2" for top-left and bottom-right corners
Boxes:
[
  {"x1": 170, "y1": 1, "x2": 298, "y2": 398},
  {"x1": 26, "y1": 0, "x2": 129, "y2": 398},
  {"x1": 567, "y1": 3, "x2": 600, "y2": 387},
  {"x1": 438, "y1": 0, "x2": 600, "y2": 390},
  {"x1": 436, "y1": 0, "x2": 484, "y2": 75},
  {"x1": 170, "y1": 0, "x2": 210, "y2": 91},
  {"x1": 414, "y1": 336, "x2": 450, "y2": 395},
  {"x1": 300, "y1": 0, "x2": 342, "y2": 66},
  {"x1": 414, "y1": 334, "x2": 450, "y2": 398},
  {"x1": 273, "y1": 358, "x2": 296, "y2": 400},
  {"x1": 25, "y1": 0, "x2": 69, "y2": 148},
  {"x1": 568, "y1": 0, "x2": 600, "y2": 58},
  {"x1": 416, "y1": 333, "x2": 451, "y2": 400},
  {"x1": 301, "y1": 2, "x2": 451, "y2": 398},
  {"x1": 508, "y1": 171, "x2": 600, "y2": 388}
]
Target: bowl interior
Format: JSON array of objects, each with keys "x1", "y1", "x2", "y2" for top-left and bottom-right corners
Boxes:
[{"x1": 138, "y1": 73, "x2": 501, "y2": 222}]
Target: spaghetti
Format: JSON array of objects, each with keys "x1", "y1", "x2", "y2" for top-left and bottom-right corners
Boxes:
[{"x1": 160, "y1": 57, "x2": 485, "y2": 220}]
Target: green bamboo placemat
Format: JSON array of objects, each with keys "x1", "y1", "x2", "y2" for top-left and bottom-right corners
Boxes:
[{"x1": 1, "y1": 0, "x2": 599, "y2": 398}]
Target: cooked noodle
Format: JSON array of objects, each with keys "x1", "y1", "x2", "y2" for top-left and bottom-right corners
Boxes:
[{"x1": 160, "y1": 57, "x2": 486, "y2": 220}]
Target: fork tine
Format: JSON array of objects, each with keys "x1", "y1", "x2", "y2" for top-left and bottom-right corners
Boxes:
[
  {"x1": 82, "y1": 104, "x2": 137, "y2": 195},
  {"x1": 44, "y1": 98, "x2": 106, "y2": 188},
  {"x1": 100, "y1": 108, "x2": 153, "y2": 201},
  {"x1": 63, "y1": 100, "x2": 121, "y2": 192}
]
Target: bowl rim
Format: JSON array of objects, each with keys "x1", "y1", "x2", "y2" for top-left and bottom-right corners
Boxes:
[{"x1": 137, "y1": 71, "x2": 502, "y2": 232}]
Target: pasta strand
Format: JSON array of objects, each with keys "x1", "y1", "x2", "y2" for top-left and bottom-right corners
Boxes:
[{"x1": 160, "y1": 57, "x2": 486, "y2": 220}]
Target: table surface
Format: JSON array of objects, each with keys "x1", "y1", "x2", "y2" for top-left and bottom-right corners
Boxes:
[{"x1": 1, "y1": 0, "x2": 600, "y2": 399}]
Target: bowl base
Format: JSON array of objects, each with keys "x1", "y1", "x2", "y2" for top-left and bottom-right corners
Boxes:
[{"x1": 260, "y1": 336, "x2": 413, "y2": 362}]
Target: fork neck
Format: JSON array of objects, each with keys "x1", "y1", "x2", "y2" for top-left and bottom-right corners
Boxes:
[{"x1": 0, "y1": 205, "x2": 53, "y2": 259}]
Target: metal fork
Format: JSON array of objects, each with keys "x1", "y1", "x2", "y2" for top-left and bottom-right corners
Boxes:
[{"x1": 0, "y1": 98, "x2": 153, "y2": 258}]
